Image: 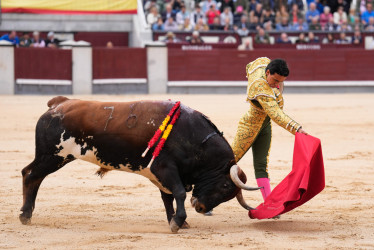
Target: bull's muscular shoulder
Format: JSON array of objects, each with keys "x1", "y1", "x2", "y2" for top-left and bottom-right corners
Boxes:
[{"x1": 47, "y1": 96, "x2": 70, "y2": 109}]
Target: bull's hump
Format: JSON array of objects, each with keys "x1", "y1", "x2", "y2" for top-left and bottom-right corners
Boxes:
[{"x1": 48, "y1": 96, "x2": 70, "y2": 109}]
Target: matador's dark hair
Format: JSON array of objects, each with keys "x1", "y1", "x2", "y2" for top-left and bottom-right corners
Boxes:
[{"x1": 265, "y1": 58, "x2": 289, "y2": 77}]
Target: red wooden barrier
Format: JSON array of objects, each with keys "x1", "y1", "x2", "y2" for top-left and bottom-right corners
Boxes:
[
  {"x1": 168, "y1": 49, "x2": 374, "y2": 81},
  {"x1": 92, "y1": 48, "x2": 147, "y2": 79},
  {"x1": 14, "y1": 47, "x2": 72, "y2": 80}
]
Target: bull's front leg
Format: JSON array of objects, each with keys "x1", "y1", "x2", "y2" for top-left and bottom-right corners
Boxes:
[
  {"x1": 160, "y1": 191, "x2": 191, "y2": 230},
  {"x1": 153, "y1": 165, "x2": 187, "y2": 233},
  {"x1": 169, "y1": 185, "x2": 187, "y2": 233}
]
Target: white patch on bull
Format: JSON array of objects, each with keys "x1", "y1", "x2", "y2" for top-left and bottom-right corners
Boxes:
[
  {"x1": 55, "y1": 131, "x2": 171, "y2": 194},
  {"x1": 147, "y1": 118, "x2": 156, "y2": 127}
]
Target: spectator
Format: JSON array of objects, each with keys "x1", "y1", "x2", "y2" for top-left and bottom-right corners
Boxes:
[
  {"x1": 144, "y1": 0, "x2": 158, "y2": 15},
  {"x1": 275, "y1": 0, "x2": 288, "y2": 12},
  {"x1": 320, "y1": 6, "x2": 333, "y2": 30},
  {"x1": 209, "y1": 17, "x2": 223, "y2": 30},
  {"x1": 45, "y1": 31, "x2": 61, "y2": 48},
  {"x1": 277, "y1": 32, "x2": 292, "y2": 43},
  {"x1": 19, "y1": 32, "x2": 32, "y2": 47},
  {"x1": 172, "y1": 0, "x2": 183, "y2": 13},
  {"x1": 292, "y1": 17, "x2": 309, "y2": 31},
  {"x1": 202, "y1": 0, "x2": 218, "y2": 14},
  {"x1": 250, "y1": 3, "x2": 264, "y2": 24},
  {"x1": 352, "y1": 29, "x2": 362, "y2": 44},
  {"x1": 361, "y1": 3, "x2": 374, "y2": 25},
  {"x1": 176, "y1": 5, "x2": 190, "y2": 26},
  {"x1": 306, "y1": 2, "x2": 320, "y2": 23},
  {"x1": 309, "y1": 17, "x2": 322, "y2": 30},
  {"x1": 249, "y1": 16, "x2": 261, "y2": 30},
  {"x1": 357, "y1": 0, "x2": 374, "y2": 15},
  {"x1": 106, "y1": 41, "x2": 114, "y2": 48},
  {"x1": 351, "y1": 16, "x2": 364, "y2": 30},
  {"x1": 164, "y1": 31, "x2": 178, "y2": 43},
  {"x1": 180, "y1": 17, "x2": 194, "y2": 31},
  {"x1": 333, "y1": 6, "x2": 348, "y2": 25},
  {"x1": 206, "y1": 4, "x2": 221, "y2": 25},
  {"x1": 287, "y1": 0, "x2": 304, "y2": 12},
  {"x1": 335, "y1": 32, "x2": 350, "y2": 44},
  {"x1": 190, "y1": 5, "x2": 205, "y2": 26},
  {"x1": 276, "y1": 16, "x2": 292, "y2": 31},
  {"x1": 329, "y1": 0, "x2": 349, "y2": 14},
  {"x1": 263, "y1": 0, "x2": 275, "y2": 10},
  {"x1": 162, "y1": 4, "x2": 176, "y2": 22},
  {"x1": 220, "y1": 7, "x2": 234, "y2": 26},
  {"x1": 235, "y1": 0, "x2": 249, "y2": 14},
  {"x1": 307, "y1": 31, "x2": 319, "y2": 43},
  {"x1": 220, "y1": 0, "x2": 235, "y2": 13},
  {"x1": 263, "y1": 20, "x2": 274, "y2": 31},
  {"x1": 194, "y1": 18, "x2": 210, "y2": 31},
  {"x1": 348, "y1": 8, "x2": 356, "y2": 25},
  {"x1": 365, "y1": 16, "x2": 374, "y2": 30},
  {"x1": 152, "y1": 17, "x2": 165, "y2": 31},
  {"x1": 222, "y1": 17, "x2": 234, "y2": 30},
  {"x1": 31, "y1": 31, "x2": 45, "y2": 48},
  {"x1": 0, "y1": 30, "x2": 20, "y2": 45},
  {"x1": 324, "y1": 16, "x2": 338, "y2": 31},
  {"x1": 248, "y1": 0, "x2": 258, "y2": 13},
  {"x1": 315, "y1": 0, "x2": 324, "y2": 14},
  {"x1": 262, "y1": 8, "x2": 276, "y2": 28},
  {"x1": 188, "y1": 30, "x2": 204, "y2": 44},
  {"x1": 234, "y1": 15, "x2": 250, "y2": 36},
  {"x1": 322, "y1": 33, "x2": 335, "y2": 44},
  {"x1": 147, "y1": 6, "x2": 160, "y2": 28},
  {"x1": 295, "y1": 32, "x2": 308, "y2": 43},
  {"x1": 289, "y1": 3, "x2": 304, "y2": 26},
  {"x1": 275, "y1": 5, "x2": 289, "y2": 25},
  {"x1": 164, "y1": 16, "x2": 179, "y2": 31},
  {"x1": 337, "y1": 20, "x2": 353, "y2": 31},
  {"x1": 234, "y1": 5, "x2": 244, "y2": 24},
  {"x1": 308, "y1": 31, "x2": 319, "y2": 43},
  {"x1": 254, "y1": 27, "x2": 270, "y2": 44}
]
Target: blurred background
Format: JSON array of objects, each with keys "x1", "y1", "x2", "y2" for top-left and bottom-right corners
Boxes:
[{"x1": 0, "y1": 0, "x2": 373, "y2": 95}]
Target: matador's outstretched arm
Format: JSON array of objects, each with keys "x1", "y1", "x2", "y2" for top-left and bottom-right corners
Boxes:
[{"x1": 257, "y1": 96, "x2": 302, "y2": 135}]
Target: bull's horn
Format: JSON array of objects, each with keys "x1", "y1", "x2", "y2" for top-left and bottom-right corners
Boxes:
[
  {"x1": 236, "y1": 189, "x2": 256, "y2": 210},
  {"x1": 230, "y1": 165, "x2": 262, "y2": 191}
]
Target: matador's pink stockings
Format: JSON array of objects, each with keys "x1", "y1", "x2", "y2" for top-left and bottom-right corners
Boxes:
[{"x1": 256, "y1": 178, "x2": 271, "y2": 200}]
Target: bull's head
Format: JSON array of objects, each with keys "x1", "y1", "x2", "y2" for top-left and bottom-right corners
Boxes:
[{"x1": 191, "y1": 165, "x2": 260, "y2": 213}]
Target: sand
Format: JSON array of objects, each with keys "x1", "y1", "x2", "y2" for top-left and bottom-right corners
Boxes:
[{"x1": 0, "y1": 93, "x2": 373, "y2": 249}]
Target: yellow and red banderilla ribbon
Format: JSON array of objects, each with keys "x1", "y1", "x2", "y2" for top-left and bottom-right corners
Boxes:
[{"x1": 142, "y1": 101, "x2": 181, "y2": 168}]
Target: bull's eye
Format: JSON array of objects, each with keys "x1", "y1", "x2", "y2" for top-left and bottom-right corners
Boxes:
[{"x1": 223, "y1": 183, "x2": 228, "y2": 188}]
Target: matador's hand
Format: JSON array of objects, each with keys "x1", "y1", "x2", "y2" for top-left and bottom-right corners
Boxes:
[{"x1": 297, "y1": 128, "x2": 308, "y2": 135}]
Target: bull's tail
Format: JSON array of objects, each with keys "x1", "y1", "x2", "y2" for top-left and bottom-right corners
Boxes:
[
  {"x1": 47, "y1": 96, "x2": 69, "y2": 109},
  {"x1": 96, "y1": 168, "x2": 111, "y2": 178}
]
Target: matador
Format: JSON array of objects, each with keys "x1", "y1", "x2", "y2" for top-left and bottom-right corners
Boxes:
[{"x1": 231, "y1": 57, "x2": 308, "y2": 202}]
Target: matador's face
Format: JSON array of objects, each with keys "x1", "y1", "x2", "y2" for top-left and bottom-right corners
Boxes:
[{"x1": 266, "y1": 70, "x2": 287, "y2": 88}]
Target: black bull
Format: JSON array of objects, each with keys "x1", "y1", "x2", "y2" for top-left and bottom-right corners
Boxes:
[{"x1": 20, "y1": 96, "x2": 260, "y2": 232}]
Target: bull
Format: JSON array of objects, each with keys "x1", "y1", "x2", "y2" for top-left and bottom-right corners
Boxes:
[{"x1": 20, "y1": 96, "x2": 260, "y2": 232}]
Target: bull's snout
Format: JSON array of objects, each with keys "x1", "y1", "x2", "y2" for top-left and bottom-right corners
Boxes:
[
  {"x1": 191, "y1": 196, "x2": 207, "y2": 214},
  {"x1": 195, "y1": 204, "x2": 206, "y2": 213}
]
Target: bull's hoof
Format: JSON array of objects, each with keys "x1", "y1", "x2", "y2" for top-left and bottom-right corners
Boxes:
[
  {"x1": 181, "y1": 221, "x2": 190, "y2": 229},
  {"x1": 19, "y1": 214, "x2": 31, "y2": 225},
  {"x1": 170, "y1": 218, "x2": 180, "y2": 233}
]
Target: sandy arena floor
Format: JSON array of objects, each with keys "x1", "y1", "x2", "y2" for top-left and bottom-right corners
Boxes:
[{"x1": 0, "y1": 94, "x2": 373, "y2": 249}]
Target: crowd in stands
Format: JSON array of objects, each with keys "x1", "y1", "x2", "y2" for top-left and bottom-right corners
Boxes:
[
  {"x1": 0, "y1": 31, "x2": 61, "y2": 48},
  {"x1": 144, "y1": 0, "x2": 374, "y2": 45}
]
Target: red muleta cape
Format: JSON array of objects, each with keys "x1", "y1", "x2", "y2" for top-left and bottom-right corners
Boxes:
[{"x1": 249, "y1": 133, "x2": 325, "y2": 219}]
